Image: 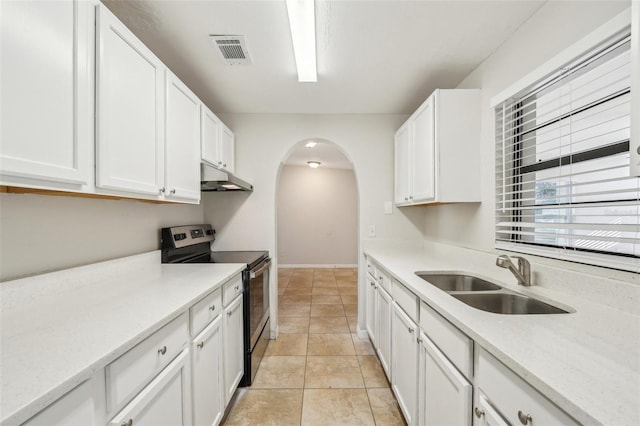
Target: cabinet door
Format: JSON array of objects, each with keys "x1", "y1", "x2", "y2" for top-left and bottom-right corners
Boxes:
[
  {"x1": 223, "y1": 295, "x2": 244, "y2": 404},
  {"x1": 192, "y1": 316, "x2": 223, "y2": 426},
  {"x1": 165, "y1": 71, "x2": 201, "y2": 203},
  {"x1": 474, "y1": 393, "x2": 509, "y2": 426},
  {"x1": 201, "y1": 106, "x2": 222, "y2": 168},
  {"x1": 109, "y1": 349, "x2": 192, "y2": 426},
  {"x1": 394, "y1": 122, "x2": 412, "y2": 204},
  {"x1": 411, "y1": 96, "x2": 436, "y2": 202},
  {"x1": 391, "y1": 302, "x2": 418, "y2": 426},
  {"x1": 0, "y1": 0, "x2": 90, "y2": 186},
  {"x1": 418, "y1": 333, "x2": 472, "y2": 426},
  {"x1": 96, "y1": 4, "x2": 165, "y2": 196},
  {"x1": 220, "y1": 125, "x2": 235, "y2": 173},
  {"x1": 376, "y1": 285, "x2": 392, "y2": 379},
  {"x1": 365, "y1": 275, "x2": 377, "y2": 346},
  {"x1": 23, "y1": 376, "x2": 103, "y2": 426}
]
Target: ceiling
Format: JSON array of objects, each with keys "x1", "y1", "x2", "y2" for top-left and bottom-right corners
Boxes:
[
  {"x1": 102, "y1": 0, "x2": 545, "y2": 115},
  {"x1": 284, "y1": 140, "x2": 353, "y2": 169}
]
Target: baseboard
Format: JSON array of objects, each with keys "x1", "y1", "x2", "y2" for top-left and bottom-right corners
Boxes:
[
  {"x1": 356, "y1": 327, "x2": 368, "y2": 339},
  {"x1": 278, "y1": 263, "x2": 358, "y2": 268}
]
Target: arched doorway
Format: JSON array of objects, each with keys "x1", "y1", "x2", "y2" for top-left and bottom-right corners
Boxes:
[{"x1": 274, "y1": 138, "x2": 362, "y2": 338}]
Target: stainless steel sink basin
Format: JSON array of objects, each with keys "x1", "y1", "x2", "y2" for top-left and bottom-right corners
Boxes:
[
  {"x1": 451, "y1": 293, "x2": 569, "y2": 314},
  {"x1": 416, "y1": 272, "x2": 502, "y2": 292}
]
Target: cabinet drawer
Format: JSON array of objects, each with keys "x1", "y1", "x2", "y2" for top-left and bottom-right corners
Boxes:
[
  {"x1": 376, "y1": 268, "x2": 392, "y2": 293},
  {"x1": 366, "y1": 258, "x2": 377, "y2": 280},
  {"x1": 420, "y1": 301, "x2": 472, "y2": 379},
  {"x1": 106, "y1": 313, "x2": 188, "y2": 413},
  {"x1": 190, "y1": 287, "x2": 222, "y2": 336},
  {"x1": 223, "y1": 274, "x2": 243, "y2": 307},
  {"x1": 392, "y1": 279, "x2": 418, "y2": 321},
  {"x1": 477, "y1": 349, "x2": 579, "y2": 426}
]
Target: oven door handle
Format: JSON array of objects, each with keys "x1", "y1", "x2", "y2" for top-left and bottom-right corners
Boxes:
[{"x1": 250, "y1": 258, "x2": 272, "y2": 278}]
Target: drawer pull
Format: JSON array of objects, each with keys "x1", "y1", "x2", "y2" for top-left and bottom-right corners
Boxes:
[
  {"x1": 121, "y1": 419, "x2": 133, "y2": 426},
  {"x1": 474, "y1": 407, "x2": 485, "y2": 418},
  {"x1": 370, "y1": 282, "x2": 375, "y2": 287},
  {"x1": 197, "y1": 341, "x2": 204, "y2": 349},
  {"x1": 157, "y1": 346, "x2": 167, "y2": 355},
  {"x1": 234, "y1": 285, "x2": 240, "y2": 291},
  {"x1": 170, "y1": 189, "x2": 176, "y2": 194},
  {"x1": 209, "y1": 304, "x2": 216, "y2": 312},
  {"x1": 517, "y1": 411, "x2": 532, "y2": 425},
  {"x1": 408, "y1": 327, "x2": 414, "y2": 334}
]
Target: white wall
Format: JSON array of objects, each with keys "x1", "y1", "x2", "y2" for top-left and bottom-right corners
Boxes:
[
  {"x1": 0, "y1": 193, "x2": 203, "y2": 281},
  {"x1": 277, "y1": 165, "x2": 358, "y2": 266},
  {"x1": 421, "y1": 1, "x2": 635, "y2": 279},
  {"x1": 202, "y1": 114, "x2": 426, "y2": 335}
]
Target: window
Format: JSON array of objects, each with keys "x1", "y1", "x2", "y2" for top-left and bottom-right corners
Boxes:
[{"x1": 495, "y1": 31, "x2": 639, "y2": 271}]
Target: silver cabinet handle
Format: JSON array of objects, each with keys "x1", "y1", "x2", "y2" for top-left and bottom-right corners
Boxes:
[
  {"x1": 209, "y1": 304, "x2": 216, "y2": 312},
  {"x1": 409, "y1": 196, "x2": 413, "y2": 200},
  {"x1": 159, "y1": 187, "x2": 165, "y2": 194},
  {"x1": 408, "y1": 327, "x2": 414, "y2": 334},
  {"x1": 234, "y1": 285, "x2": 240, "y2": 291},
  {"x1": 218, "y1": 161, "x2": 222, "y2": 165},
  {"x1": 370, "y1": 282, "x2": 375, "y2": 287},
  {"x1": 157, "y1": 346, "x2": 167, "y2": 355},
  {"x1": 223, "y1": 163, "x2": 227, "y2": 167},
  {"x1": 121, "y1": 419, "x2": 133, "y2": 426},
  {"x1": 416, "y1": 337, "x2": 422, "y2": 343},
  {"x1": 197, "y1": 341, "x2": 204, "y2": 349},
  {"x1": 518, "y1": 411, "x2": 532, "y2": 425},
  {"x1": 404, "y1": 197, "x2": 408, "y2": 201},
  {"x1": 170, "y1": 189, "x2": 176, "y2": 194},
  {"x1": 474, "y1": 408, "x2": 485, "y2": 418},
  {"x1": 227, "y1": 310, "x2": 233, "y2": 316}
]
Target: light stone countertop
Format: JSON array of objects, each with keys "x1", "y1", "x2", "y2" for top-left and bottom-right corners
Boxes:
[
  {"x1": 364, "y1": 243, "x2": 640, "y2": 426},
  {"x1": 0, "y1": 251, "x2": 246, "y2": 426}
]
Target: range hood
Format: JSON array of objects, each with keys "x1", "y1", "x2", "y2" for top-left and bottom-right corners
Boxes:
[{"x1": 201, "y1": 164, "x2": 253, "y2": 192}]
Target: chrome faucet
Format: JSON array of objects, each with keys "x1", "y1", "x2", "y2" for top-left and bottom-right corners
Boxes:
[{"x1": 496, "y1": 255, "x2": 531, "y2": 286}]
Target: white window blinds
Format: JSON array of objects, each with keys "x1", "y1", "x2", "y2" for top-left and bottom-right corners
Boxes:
[{"x1": 495, "y1": 32, "x2": 640, "y2": 271}]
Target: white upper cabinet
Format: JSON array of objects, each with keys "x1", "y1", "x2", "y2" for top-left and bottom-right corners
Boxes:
[
  {"x1": 201, "y1": 106, "x2": 223, "y2": 169},
  {"x1": 220, "y1": 124, "x2": 235, "y2": 174},
  {"x1": 96, "y1": 4, "x2": 165, "y2": 196},
  {"x1": 394, "y1": 122, "x2": 412, "y2": 204},
  {"x1": 395, "y1": 89, "x2": 481, "y2": 205},
  {"x1": 165, "y1": 71, "x2": 201, "y2": 203},
  {"x1": 410, "y1": 97, "x2": 436, "y2": 202},
  {"x1": 631, "y1": 1, "x2": 639, "y2": 176},
  {"x1": 0, "y1": 0, "x2": 91, "y2": 188},
  {"x1": 201, "y1": 105, "x2": 235, "y2": 174}
]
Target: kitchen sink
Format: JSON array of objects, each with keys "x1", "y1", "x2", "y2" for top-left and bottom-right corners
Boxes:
[
  {"x1": 416, "y1": 272, "x2": 502, "y2": 292},
  {"x1": 415, "y1": 271, "x2": 570, "y2": 314},
  {"x1": 451, "y1": 293, "x2": 570, "y2": 315}
]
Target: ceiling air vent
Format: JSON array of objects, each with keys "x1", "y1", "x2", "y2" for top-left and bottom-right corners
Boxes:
[{"x1": 210, "y1": 35, "x2": 252, "y2": 66}]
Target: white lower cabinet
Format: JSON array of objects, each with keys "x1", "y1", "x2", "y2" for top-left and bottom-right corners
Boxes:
[
  {"x1": 223, "y1": 294, "x2": 244, "y2": 405},
  {"x1": 23, "y1": 374, "x2": 105, "y2": 426},
  {"x1": 475, "y1": 349, "x2": 579, "y2": 426},
  {"x1": 365, "y1": 274, "x2": 377, "y2": 346},
  {"x1": 418, "y1": 332, "x2": 472, "y2": 426},
  {"x1": 191, "y1": 315, "x2": 223, "y2": 426},
  {"x1": 474, "y1": 392, "x2": 509, "y2": 426},
  {"x1": 376, "y1": 284, "x2": 392, "y2": 378},
  {"x1": 391, "y1": 302, "x2": 418, "y2": 426},
  {"x1": 109, "y1": 349, "x2": 192, "y2": 426}
]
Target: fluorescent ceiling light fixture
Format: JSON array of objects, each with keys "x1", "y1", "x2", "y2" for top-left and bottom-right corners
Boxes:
[
  {"x1": 305, "y1": 141, "x2": 317, "y2": 148},
  {"x1": 307, "y1": 161, "x2": 321, "y2": 168},
  {"x1": 286, "y1": 0, "x2": 317, "y2": 82}
]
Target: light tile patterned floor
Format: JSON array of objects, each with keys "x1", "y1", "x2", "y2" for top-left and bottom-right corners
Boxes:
[{"x1": 222, "y1": 268, "x2": 406, "y2": 426}]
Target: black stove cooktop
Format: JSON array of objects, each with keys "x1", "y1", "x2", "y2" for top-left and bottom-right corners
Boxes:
[{"x1": 161, "y1": 224, "x2": 269, "y2": 269}]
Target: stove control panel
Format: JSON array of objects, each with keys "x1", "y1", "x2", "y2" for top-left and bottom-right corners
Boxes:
[{"x1": 161, "y1": 224, "x2": 216, "y2": 249}]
